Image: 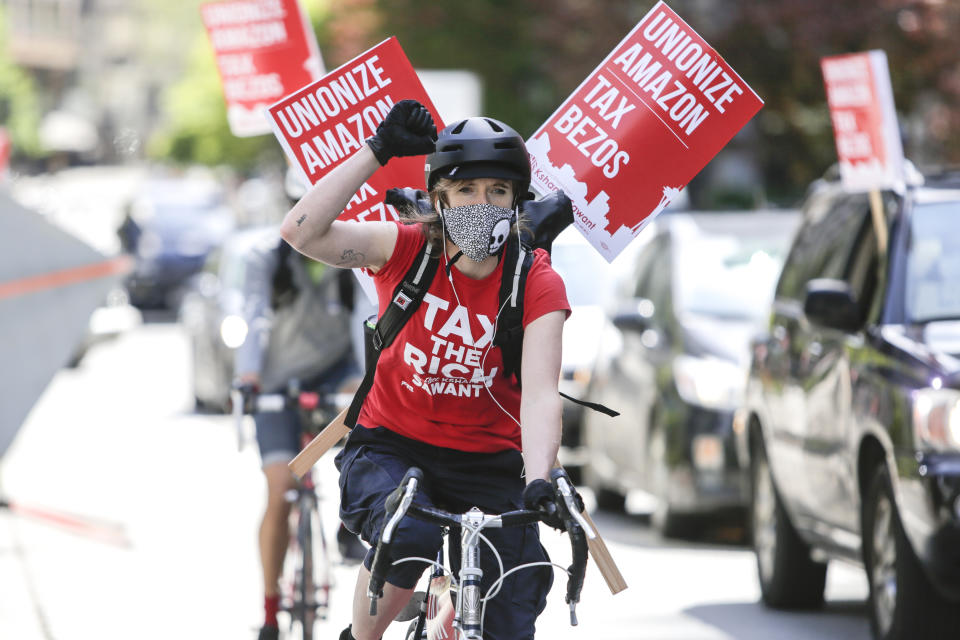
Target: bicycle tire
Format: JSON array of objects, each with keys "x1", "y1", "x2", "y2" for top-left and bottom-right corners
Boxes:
[
  {"x1": 296, "y1": 494, "x2": 316, "y2": 640},
  {"x1": 311, "y1": 501, "x2": 332, "y2": 619}
]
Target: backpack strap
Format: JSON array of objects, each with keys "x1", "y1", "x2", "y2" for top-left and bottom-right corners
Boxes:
[
  {"x1": 494, "y1": 238, "x2": 620, "y2": 417},
  {"x1": 345, "y1": 239, "x2": 439, "y2": 428},
  {"x1": 270, "y1": 239, "x2": 298, "y2": 309},
  {"x1": 494, "y1": 239, "x2": 532, "y2": 384}
]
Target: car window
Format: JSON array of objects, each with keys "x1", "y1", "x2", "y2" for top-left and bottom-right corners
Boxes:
[
  {"x1": 203, "y1": 248, "x2": 221, "y2": 276},
  {"x1": 628, "y1": 238, "x2": 661, "y2": 299},
  {"x1": 219, "y1": 246, "x2": 247, "y2": 293},
  {"x1": 676, "y1": 232, "x2": 787, "y2": 322},
  {"x1": 777, "y1": 193, "x2": 869, "y2": 300},
  {"x1": 632, "y1": 236, "x2": 668, "y2": 301},
  {"x1": 905, "y1": 200, "x2": 960, "y2": 323},
  {"x1": 644, "y1": 241, "x2": 672, "y2": 322},
  {"x1": 843, "y1": 217, "x2": 880, "y2": 326}
]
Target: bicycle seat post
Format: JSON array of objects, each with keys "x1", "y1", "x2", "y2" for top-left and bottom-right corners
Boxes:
[{"x1": 457, "y1": 508, "x2": 485, "y2": 640}]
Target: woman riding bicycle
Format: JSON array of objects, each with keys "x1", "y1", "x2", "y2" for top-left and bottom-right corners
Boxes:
[{"x1": 279, "y1": 100, "x2": 570, "y2": 640}]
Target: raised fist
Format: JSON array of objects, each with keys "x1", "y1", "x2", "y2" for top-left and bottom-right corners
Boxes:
[{"x1": 366, "y1": 99, "x2": 437, "y2": 166}]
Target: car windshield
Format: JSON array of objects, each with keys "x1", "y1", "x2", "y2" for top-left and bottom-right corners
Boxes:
[
  {"x1": 905, "y1": 200, "x2": 960, "y2": 323},
  {"x1": 550, "y1": 241, "x2": 619, "y2": 307},
  {"x1": 676, "y1": 234, "x2": 786, "y2": 322}
]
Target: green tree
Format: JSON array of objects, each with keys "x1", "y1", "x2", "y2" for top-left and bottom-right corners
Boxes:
[
  {"x1": 146, "y1": 0, "x2": 332, "y2": 170},
  {"x1": 710, "y1": 0, "x2": 960, "y2": 203},
  {"x1": 0, "y1": 7, "x2": 41, "y2": 157}
]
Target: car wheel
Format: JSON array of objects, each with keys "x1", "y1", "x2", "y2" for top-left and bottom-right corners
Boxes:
[
  {"x1": 751, "y1": 437, "x2": 826, "y2": 608},
  {"x1": 582, "y1": 458, "x2": 625, "y2": 512},
  {"x1": 862, "y1": 465, "x2": 960, "y2": 639}
]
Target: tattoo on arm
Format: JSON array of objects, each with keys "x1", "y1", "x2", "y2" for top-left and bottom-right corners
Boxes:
[
  {"x1": 296, "y1": 214, "x2": 306, "y2": 227},
  {"x1": 336, "y1": 249, "x2": 366, "y2": 267}
]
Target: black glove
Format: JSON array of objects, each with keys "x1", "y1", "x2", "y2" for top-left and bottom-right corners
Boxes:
[
  {"x1": 366, "y1": 99, "x2": 437, "y2": 166},
  {"x1": 523, "y1": 479, "x2": 564, "y2": 530}
]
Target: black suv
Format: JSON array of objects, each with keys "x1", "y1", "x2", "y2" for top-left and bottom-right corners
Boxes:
[{"x1": 739, "y1": 167, "x2": 960, "y2": 639}]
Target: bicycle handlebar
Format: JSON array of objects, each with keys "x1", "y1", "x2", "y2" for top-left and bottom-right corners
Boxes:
[
  {"x1": 366, "y1": 466, "x2": 590, "y2": 626},
  {"x1": 230, "y1": 381, "x2": 353, "y2": 451},
  {"x1": 551, "y1": 468, "x2": 591, "y2": 625}
]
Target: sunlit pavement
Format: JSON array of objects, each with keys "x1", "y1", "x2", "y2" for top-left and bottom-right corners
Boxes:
[{"x1": 0, "y1": 322, "x2": 872, "y2": 639}]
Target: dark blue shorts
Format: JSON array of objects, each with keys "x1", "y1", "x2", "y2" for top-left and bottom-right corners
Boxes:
[
  {"x1": 254, "y1": 356, "x2": 358, "y2": 467},
  {"x1": 335, "y1": 426, "x2": 554, "y2": 640}
]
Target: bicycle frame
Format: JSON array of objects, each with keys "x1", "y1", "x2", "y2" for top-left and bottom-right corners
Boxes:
[{"x1": 369, "y1": 467, "x2": 594, "y2": 640}]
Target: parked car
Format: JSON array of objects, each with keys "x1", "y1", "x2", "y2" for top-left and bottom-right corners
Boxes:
[
  {"x1": 740, "y1": 167, "x2": 960, "y2": 638},
  {"x1": 121, "y1": 176, "x2": 236, "y2": 309},
  {"x1": 179, "y1": 226, "x2": 277, "y2": 412},
  {"x1": 581, "y1": 211, "x2": 798, "y2": 536},
  {"x1": 549, "y1": 227, "x2": 646, "y2": 476}
]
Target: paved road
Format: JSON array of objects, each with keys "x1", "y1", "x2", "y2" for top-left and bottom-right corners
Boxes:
[{"x1": 0, "y1": 321, "x2": 873, "y2": 639}]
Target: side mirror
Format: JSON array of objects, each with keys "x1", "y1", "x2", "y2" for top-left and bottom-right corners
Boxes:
[
  {"x1": 803, "y1": 279, "x2": 860, "y2": 332},
  {"x1": 611, "y1": 298, "x2": 655, "y2": 333}
]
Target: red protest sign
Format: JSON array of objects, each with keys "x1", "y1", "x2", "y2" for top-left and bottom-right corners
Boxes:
[
  {"x1": 821, "y1": 50, "x2": 904, "y2": 192},
  {"x1": 201, "y1": 0, "x2": 324, "y2": 137},
  {"x1": 528, "y1": 0, "x2": 763, "y2": 261},
  {"x1": 268, "y1": 37, "x2": 443, "y2": 223}
]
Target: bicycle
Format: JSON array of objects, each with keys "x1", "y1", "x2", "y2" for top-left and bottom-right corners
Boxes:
[
  {"x1": 367, "y1": 466, "x2": 594, "y2": 640},
  {"x1": 232, "y1": 381, "x2": 353, "y2": 640}
]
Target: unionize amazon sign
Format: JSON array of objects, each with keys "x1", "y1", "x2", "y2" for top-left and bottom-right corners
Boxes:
[
  {"x1": 201, "y1": 0, "x2": 324, "y2": 137},
  {"x1": 267, "y1": 37, "x2": 443, "y2": 224},
  {"x1": 821, "y1": 50, "x2": 904, "y2": 192},
  {"x1": 528, "y1": 1, "x2": 763, "y2": 261}
]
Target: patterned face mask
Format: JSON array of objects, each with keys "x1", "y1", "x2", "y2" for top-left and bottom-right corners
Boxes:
[{"x1": 441, "y1": 203, "x2": 515, "y2": 263}]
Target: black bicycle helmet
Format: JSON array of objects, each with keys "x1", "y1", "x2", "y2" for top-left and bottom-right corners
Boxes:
[{"x1": 424, "y1": 117, "x2": 531, "y2": 198}]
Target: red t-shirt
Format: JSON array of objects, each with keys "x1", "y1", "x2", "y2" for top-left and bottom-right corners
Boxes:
[{"x1": 358, "y1": 222, "x2": 570, "y2": 453}]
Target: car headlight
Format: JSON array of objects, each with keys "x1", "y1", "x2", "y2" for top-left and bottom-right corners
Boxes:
[
  {"x1": 673, "y1": 355, "x2": 745, "y2": 411},
  {"x1": 912, "y1": 388, "x2": 960, "y2": 452},
  {"x1": 220, "y1": 315, "x2": 248, "y2": 349}
]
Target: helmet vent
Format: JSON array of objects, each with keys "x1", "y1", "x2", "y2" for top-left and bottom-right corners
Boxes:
[
  {"x1": 493, "y1": 141, "x2": 518, "y2": 149},
  {"x1": 484, "y1": 118, "x2": 504, "y2": 132},
  {"x1": 440, "y1": 144, "x2": 463, "y2": 152},
  {"x1": 451, "y1": 120, "x2": 468, "y2": 135}
]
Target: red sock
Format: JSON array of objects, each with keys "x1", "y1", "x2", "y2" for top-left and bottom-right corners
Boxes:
[{"x1": 264, "y1": 594, "x2": 280, "y2": 627}]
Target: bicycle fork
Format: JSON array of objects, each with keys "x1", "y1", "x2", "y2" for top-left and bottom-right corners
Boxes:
[{"x1": 454, "y1": 508, "x2": 485, "y2": 640}]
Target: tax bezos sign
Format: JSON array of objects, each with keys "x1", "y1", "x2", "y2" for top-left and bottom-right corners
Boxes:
[
  {"x1": 528, "y1": 0, "x2": 763, "y2": 261},
  {"x1": 268, "y1": 37, "x2": 443, "y2": 224}
]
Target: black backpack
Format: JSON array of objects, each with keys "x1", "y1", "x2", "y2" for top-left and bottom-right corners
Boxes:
[
  {"x1": 272, "y1": 238, "x2": 354, "y2": 312},
  {"x1": 344, "y1": 188, "x2": 617, "y2": 428}
]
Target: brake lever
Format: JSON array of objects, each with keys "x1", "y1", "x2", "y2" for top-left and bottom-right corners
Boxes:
[
  {"x1": 555, "y1": 476, "x2": 596, "y2": 540},
  {"x1": 367, "y1": 468, "x2": 423, "y2": 615},
  {"x1": 550, "y1": 471, "x2": 591, "y2": 625}
]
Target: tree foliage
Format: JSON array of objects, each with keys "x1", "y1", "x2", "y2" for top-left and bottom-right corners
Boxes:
[
  {"x1": 0, "y1": 7, "x2": 41, "y2": 157},
  {"x1": 147, "y1": 0, "x2": 960, "y2": 204},
  {"x1": 709, "y1": 0, "x2": 960, "y2": 202}
]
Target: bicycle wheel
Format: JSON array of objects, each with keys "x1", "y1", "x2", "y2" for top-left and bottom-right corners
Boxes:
[
  {"x1": 295, "y1": 493, "x2": 316, "y2": 640},
  {"x1": 311, "y1": 501, "x2": 332, "y2": 620}
]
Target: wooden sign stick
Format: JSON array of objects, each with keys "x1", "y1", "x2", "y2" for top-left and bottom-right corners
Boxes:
[
  {"x1": 288, "y1": 406, "x2": 350, "y2": 479},
  {"x1": 288, "y1": 409, "x2": 628, "y2": 594}
]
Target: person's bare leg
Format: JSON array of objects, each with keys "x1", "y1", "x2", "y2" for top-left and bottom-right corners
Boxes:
[
  {"x1": 260, "y1": 462, "x2": 296, "y2": 596},
  {"x1": 350, "y1": 564, "x2": 416, "y2": 640}
]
